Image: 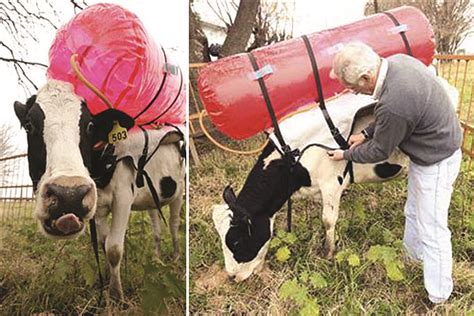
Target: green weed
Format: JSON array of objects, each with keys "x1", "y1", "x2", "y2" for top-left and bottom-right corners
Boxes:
[
  {"x1": 190, "y1": 141, "x2": 474, "y2": 314},
  {"x1": 0, "y1": 207, "x2": 185, "y2": 314}
]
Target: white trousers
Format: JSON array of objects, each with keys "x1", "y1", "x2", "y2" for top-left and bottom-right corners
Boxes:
[{"x1": 403, "y1": 149, "x2": 462, "y2": 303}]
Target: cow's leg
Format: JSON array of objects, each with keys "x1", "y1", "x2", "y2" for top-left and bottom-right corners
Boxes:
[
  {"x1": 169, "y1": 193, "x2": 183, "y2": 260},
  {"x1": 320, "y1": 182, "x2": 344, "y2": 259},
  {"x1": 147, "y1": 209, "x2": 162, "y2": 258},
  {"x1": 106, "y1": 194, "x2": 133, "y2": 301},
  {"x1": 95, "y1": 208, "x2": 110, "y2": 254}
]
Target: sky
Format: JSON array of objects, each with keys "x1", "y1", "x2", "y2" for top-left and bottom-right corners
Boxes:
[
  {"x1": 293, "y1": 1, "x2": 367, "y2": 35},
  {"x1": 0, "y1": 0, "x2": 188, "y2": 151},
  {"x1": 195, "y1": 0, "x2": 474, "y2": 50},
  {"x1": 195, "y1": 0, "x2": 367, "y2": 39}
]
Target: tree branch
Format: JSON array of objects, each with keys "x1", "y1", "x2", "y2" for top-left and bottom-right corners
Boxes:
[
  {"x1": 70, "y1": 0, "x2": 87, "y2": 11},
  {"x1": 0, "y1": 56, "x2": 47, "y2": 68},
  {"x1": 13, "y1": 0, "x2": 58, "y2": 29}
]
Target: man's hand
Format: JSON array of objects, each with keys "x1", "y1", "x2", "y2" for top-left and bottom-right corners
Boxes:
[
  {"x1": 327, "y1": 149, "x2": 345, "y2": 161},
  {"x1": 348, "y1": 133, "x2": 366, "y2": 149}
]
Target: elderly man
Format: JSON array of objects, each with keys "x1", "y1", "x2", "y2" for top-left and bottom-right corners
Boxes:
[{"x1": 328, "y1": 42, "x2": 462, "y2": 304}]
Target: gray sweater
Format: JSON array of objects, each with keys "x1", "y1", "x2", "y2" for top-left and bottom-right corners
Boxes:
[{"x1": 344, "y1": 54, "x2": 462, "y2": 166}]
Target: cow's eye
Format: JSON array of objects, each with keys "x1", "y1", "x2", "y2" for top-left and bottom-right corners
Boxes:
[
  {"x1": 86, "y1": 122, "x2": 94, "y2": 136},
  {"x1": 24, "y1": 122, "x2": 33, "y2": 134}
]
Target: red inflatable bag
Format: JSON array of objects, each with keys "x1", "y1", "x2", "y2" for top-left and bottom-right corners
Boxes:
[
  {"x1": 48, "y1": 3, "x2": 185, "y2": 127},
  {"x1": 198, "y1": 6, "x2": 435, "y2": 140}
]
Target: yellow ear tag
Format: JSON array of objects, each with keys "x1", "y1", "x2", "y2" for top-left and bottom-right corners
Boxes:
[{"x1": 108, "y1": 121, "x2": 128, "y2": 144}]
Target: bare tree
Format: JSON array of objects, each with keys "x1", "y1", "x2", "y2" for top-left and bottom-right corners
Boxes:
[
  {"x1": 190, "y1": 0, "x2": 211, "y2": 63},
  {"x1": 0, "y1": 124, "x2": 17, "y2": 184},
  {"x1": 206, "y1": 0, "x2": 239, "y2": 29},
  {"x1": 365, "y1": 0, "x2": 473, "y2": 54},
  {"x1": 0, "y1": 0, "x2": 87, "y2": 94},
  {"x1": 0, "y1": 125, "x2": 16, "y2": 159},
  {"x1": 219, "y1": 0, "x2": 260, "y2": 57},
  {"x1": 247, "y1": 0, "x2": 293, "y2": 52},
  {"x1": 201, "y1": 0, "x2": 294, "y2": 58}
]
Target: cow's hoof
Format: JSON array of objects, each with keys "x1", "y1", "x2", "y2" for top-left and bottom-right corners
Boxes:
[
  {"x1": 109, "y1": 287, "x2": 124, "y2": 302},
  {"x1": 323, "y1": 245, "x2": 335, "y2": 259},
  {"x1": 172, "y1": 251, "x2": 181, "y2": 262},
  {"x1": 325, "y1": 252, "x2": 335, "y2": 260},
  {"x1": 154, "y1": 249, "x2": 161, "y2": 259}
]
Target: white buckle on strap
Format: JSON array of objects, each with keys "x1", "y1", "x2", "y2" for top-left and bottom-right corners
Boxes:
[
  {"x1": 389, "y1": 24, "x2": 408, "y2": 34},
  {"x1": 249, "y1": 64, "x2": 274, "y2": 80},
  {"x1": 164, "y1": 63, "x2": 179, "y2": 75}
]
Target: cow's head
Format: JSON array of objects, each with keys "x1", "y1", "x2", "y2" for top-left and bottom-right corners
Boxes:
[
  {"x1": 14, "y1": 80, "x2": 98, "y2": 239},
  {"x1": 213, "y1": 187, "x2": 274, "y2": 281},
  {"x1": 213, "y1": 143, "x2": 311, "y2": 281}
]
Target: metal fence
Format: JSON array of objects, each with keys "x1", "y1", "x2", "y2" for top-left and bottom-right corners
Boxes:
[
  {"x1": 435, "y1": 55, "x2": 474, "y2": 163},
  {"x1": 0, "y1": 153, "x2": 34, "y2": 224}
]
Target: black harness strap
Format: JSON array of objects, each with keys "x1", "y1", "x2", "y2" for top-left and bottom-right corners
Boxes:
[
  {"x1": 142, "y1": 169, "x2": 163, "y2": 216},
  {"x1": 247, "y1": 52, "x2": 292, "y2": 155},
  {"x1": 133, "y1": 46, "x2": 169, "y2": 120},
  {"x1": 146, "y1": 123, "x2": 185, "y2": 164},
  {"x1": 301, "y1": 35, "x2": 354, "y2": 183},
  {"x1": 382, "y1": 11, "x2": 413, "y2": 56},
  {"x1": 135, "y1": 126, "x2": 149, "y2": 188},
  {"x1": 342, "y1": 159, "x2": 354, "y2": 185},
  {"x1": 140, "y1": 66, "x2": 184, "y2": 127},
  {"x1": 135, "y1": 126, "x2": 167, "y2": 224},
  {"x1": 247, "y1": 52, "x2": 298, "y2": 232},
  {"x1": 89, "y1": 218, "x2": 104, "y2": 304},
  {"x1": 301, "y1": 35, "x2": 349, "y2": 150}
]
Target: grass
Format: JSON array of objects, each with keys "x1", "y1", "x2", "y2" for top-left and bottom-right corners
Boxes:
[
  {"x1": 189, "y1": 139, "x2": 474, "y2": 314},
  {"x1": 0, "y1": 206, "x2": 185, "y2": 315}
]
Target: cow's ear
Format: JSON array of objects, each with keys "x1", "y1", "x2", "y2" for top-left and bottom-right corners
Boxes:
[
  {"x1": 14, "y1": 101, "x2": 29, "y2": 126},
  {"x1": 223, "y1": 185, "x2": 237, "y2": 206}
]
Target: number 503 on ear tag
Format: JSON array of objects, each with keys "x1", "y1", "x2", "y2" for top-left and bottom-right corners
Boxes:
[{"x1": 108, "y1": 121, "x2": 128, "y2": 144}]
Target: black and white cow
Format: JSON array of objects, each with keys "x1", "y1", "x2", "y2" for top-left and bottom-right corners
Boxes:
[
  {"x1": 212, "y1": 108, "x2": 408, "y2": 282},
  {"x1": 14, "y1": 80, "x2": 184, "y2": 300}
]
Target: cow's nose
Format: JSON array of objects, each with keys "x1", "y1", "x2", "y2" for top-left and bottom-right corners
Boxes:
[
  {"x1": 42, "y1": 175, "x2": 96, "y2": 219},
  {"x1": 45, "y1": 183, "x2": 92, "y2": 204}
]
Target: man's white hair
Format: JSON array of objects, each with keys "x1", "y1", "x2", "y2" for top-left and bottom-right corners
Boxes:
[{"x1": 331, "y1": 42, "x2": 380, "y2": 86}]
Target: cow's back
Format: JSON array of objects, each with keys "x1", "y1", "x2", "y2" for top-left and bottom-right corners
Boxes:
[
  {"x1": 96, "y1": 130, "x2": 185, "y2": 211},
  {"x1": 295, "y1": 110, "x2": 408, "y2": 199}
]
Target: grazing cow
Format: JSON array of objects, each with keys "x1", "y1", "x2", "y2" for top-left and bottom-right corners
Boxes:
[
  {"x1": 14, "y1": 80, "x2": 185, "y2": 300},
  {"x1": 212, "y1": 106, "x2": 409, "y2": 282}
]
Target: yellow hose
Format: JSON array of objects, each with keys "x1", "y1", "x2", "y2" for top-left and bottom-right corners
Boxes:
[
  {"x1": 70, "y1": 54, "x2": 113, "y2": 109},
  {"x1": 198, "y1": 110, "x2": 269, "y2": 155}
]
